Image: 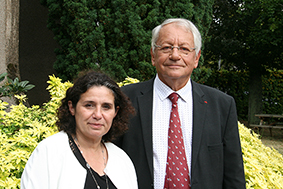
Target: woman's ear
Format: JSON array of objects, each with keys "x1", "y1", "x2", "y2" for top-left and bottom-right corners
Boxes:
[
  {"x1": 68, "y1": 101, "x2": 75, "y2": 116},
  {"x1": 115, "y1": 106, "x2": 120, "y2": 117}
]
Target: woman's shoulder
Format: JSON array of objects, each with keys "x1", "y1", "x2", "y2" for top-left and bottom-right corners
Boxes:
[
  {"x1": 35, "y1": 131, "x2": 68, "y2": 150},
  {"x1": 104, "y1": 142, "x2": 137, "y2": 188},
  {"x1": 104, "y1": 142, "x2": 127, "y2": 156},
  {"x1": 104, "y1": 142, "x2": 133, "y2": 164}
]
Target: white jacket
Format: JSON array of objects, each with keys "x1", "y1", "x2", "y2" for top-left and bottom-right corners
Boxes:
[{"x1": 21, "y1": 131, "x2": 138, "y2": 189}]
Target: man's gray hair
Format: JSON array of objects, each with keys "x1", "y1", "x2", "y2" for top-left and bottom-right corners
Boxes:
[{"x1": 151, "y1": 18, "x2": 202, "y2": 56}]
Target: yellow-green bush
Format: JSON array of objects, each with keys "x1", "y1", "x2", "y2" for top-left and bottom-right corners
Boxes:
[
  {"x1": 240, "y1": 122, "x2": 283, "y2": 188},
  {"x1": 0, "y1": 76, "x2": 282, "y2": 188},
  {"x1": 0, "y1": 75, "x2": 72, "y2": 188}
]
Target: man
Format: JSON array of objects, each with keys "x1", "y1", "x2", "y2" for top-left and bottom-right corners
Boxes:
[{"x1": 115, "y1": 18, "x2": 246, "y2": 189}]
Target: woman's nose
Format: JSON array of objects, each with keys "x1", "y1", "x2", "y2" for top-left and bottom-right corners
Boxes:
[{"x1": 92, "y1": 108, "x2": 102, "y2": 119}]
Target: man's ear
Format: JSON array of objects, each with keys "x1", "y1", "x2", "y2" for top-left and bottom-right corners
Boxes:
[
  {"x1": 68, "y1": 101, "x2": 75, "y2": 116},
  {"x1": 194, "y1": 50, "x2": 201, "y2": 69},
  {"x1": 151, "y1": 48, "x2": 156, "y2": 66}
]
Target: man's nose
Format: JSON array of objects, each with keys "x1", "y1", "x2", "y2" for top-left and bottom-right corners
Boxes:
[{"x1": 170, "y1": 47, "x2": 181, "y2": 60}]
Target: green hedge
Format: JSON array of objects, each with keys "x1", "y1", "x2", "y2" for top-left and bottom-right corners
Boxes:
[
  {"x1": 40, "y1": 0, "x2": 214, "y2": 82},
  {"x1": 194, "y1": 69, "x2": 283, "y2": 121},
  {"x1": 262, "y1": 70, "x2": 283, "y2": 115}
]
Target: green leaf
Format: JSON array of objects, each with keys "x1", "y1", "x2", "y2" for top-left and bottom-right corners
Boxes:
[
  {"x1": 0, "y1": 73, "x2": 8, "y2": 82},
  {"x1": 23, "y1": 84, "x2": 35, "y2": 91},
  {"x1": 19, "y1": 81, "x2": 30, "y2": 88}
]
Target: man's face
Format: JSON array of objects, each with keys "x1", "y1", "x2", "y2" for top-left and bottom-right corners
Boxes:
[{"x1": 151, "y1": 23, "x2": 201, "y2": 90}]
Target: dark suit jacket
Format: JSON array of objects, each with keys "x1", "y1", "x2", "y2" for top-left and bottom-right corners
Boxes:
[{"x1": 115, "y1": 78, "x2": 246, "y2": 189}]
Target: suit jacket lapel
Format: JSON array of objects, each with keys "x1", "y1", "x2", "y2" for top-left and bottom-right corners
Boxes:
[
  {"x1": 191, "y1": 81, "x2": 207, "y2": 172},
  {"x1": 137, "y1": 78, "x2": 154, "y2": 178}
]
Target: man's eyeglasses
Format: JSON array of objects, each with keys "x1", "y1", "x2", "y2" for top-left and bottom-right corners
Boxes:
[{"x1": 154, "y1": 44, "x2": 196, "y2": 55}]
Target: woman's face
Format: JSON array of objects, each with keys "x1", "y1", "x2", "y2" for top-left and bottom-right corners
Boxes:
[{"x1": 68, "y1": 86, "x2": 118, "y2": 142}]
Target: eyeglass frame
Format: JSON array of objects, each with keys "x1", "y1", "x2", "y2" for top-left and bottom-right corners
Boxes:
[{"x1": 153, "y1": 43, "x2": 196, "y2": 55}]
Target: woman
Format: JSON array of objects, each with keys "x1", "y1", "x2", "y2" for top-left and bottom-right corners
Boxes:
[{"x1": 21, "y1": 71, "x2": 137, "y2": 189}]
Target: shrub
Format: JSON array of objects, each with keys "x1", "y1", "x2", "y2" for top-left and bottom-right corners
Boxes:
[
  {"x1": 0, "y1": 73, "x2": 35, "y2": 99},
  {"x1": 0, "y1": 76, "x2": 282, "y2": 188},
  {"x1": 199, "y1": 69, "x2": 283, "y2": 121},
  {"x1": 0, "y1": 75, "x2": 72, "y2": 188},
  {"x1": 239, "y1": 122, "x2": 283, "y2": 188}
]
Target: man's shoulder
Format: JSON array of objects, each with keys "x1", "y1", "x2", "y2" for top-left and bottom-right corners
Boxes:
[
  {"x1": 192, "y1": 81, "x2": 233, "y2": 99},
  {"x1": 121, "y1": 78, "x2": 154, "y2": 94}
]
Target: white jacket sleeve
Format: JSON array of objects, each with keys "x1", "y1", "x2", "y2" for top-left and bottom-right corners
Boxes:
[
  {"x1": 21, "y1": 132, "x2": 86, "y2": 189},
  {"x1": 21, "y1": 138, "x2": 54, "y2": 189}
]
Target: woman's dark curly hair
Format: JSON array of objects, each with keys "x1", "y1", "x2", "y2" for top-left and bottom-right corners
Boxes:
[{"x1": 56, "y1": 70, "x2": 135, "y2": 142}]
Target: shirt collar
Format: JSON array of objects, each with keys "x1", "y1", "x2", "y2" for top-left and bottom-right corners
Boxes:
[{"x1": 154, "y1": 74, "x2": 192, "y2": 102}]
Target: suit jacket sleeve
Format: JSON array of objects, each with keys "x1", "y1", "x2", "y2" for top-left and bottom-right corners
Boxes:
[{"x1": 191, "y1": 82, "x2": 246, "y2": 188}]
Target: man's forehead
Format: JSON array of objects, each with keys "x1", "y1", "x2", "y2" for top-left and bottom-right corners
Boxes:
[{"x1": 157, "y1": 24, "x2": 193, "y2": 44}]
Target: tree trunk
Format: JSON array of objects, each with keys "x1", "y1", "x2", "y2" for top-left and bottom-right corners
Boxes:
[{"x1": 248, "y1": 69, "x2": 262, "y2": 125}]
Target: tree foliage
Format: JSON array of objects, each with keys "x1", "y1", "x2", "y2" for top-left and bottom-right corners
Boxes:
[
  {"x1": 199, "y1": 68, "x2": 283, "y2": 121},
  {"x1": 40, "y1": 0, "x2": 214, "y2": 82},
  {"x1": 204, "y1": 0, "x2": 283, "y2": 124},
  {"x1": 205, "y1": 0, "x2": 283, "y2": 70}
]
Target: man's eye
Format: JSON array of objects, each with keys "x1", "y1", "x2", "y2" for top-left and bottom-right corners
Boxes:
[
  {"x1": 180, "y1": 47, "x2": 190, "y2": 52},
  {"x1": 161, "y1": 46, "x2": 171, "y2": 50}
]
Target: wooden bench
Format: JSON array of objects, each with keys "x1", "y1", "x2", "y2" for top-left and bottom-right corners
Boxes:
[{"x1": 249, "y1": 114, "x2": 283, "y2": 136}]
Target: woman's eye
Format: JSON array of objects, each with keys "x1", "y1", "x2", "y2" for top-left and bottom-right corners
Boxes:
[
  {"x1": 102, "y1": 104, "x2": 111, "y2": 109},
  {"x1": 84, "y1": 103, "x2": 93, "y2": 108},
  {"x1": 103, "y1": 103, "x2": 114, "y2": 110}
]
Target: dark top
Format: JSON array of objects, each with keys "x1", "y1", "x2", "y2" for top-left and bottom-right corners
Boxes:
[{"x1": 68, "y1": 134, "x2": 117, "y2": 189}]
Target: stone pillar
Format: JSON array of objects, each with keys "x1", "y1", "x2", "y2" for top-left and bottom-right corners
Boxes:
[
  {"x1": 0, "y1": 0, "x2": 20, "y2": 105},
  {"x1": 6, "y1": 0, "x2": 20, "y2": 80},
  {"x1": 0, "y1": 0, "x2": 7, "y2": 76}
]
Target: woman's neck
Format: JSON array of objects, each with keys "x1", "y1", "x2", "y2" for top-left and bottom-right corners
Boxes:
[{"x1": 73, "y1": 134, "x2": 107, "y2": 176}]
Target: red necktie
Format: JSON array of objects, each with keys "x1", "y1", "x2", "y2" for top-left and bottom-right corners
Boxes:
[{"x1": 164, "y1": 93, "x2": 190, "y2": 189}]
